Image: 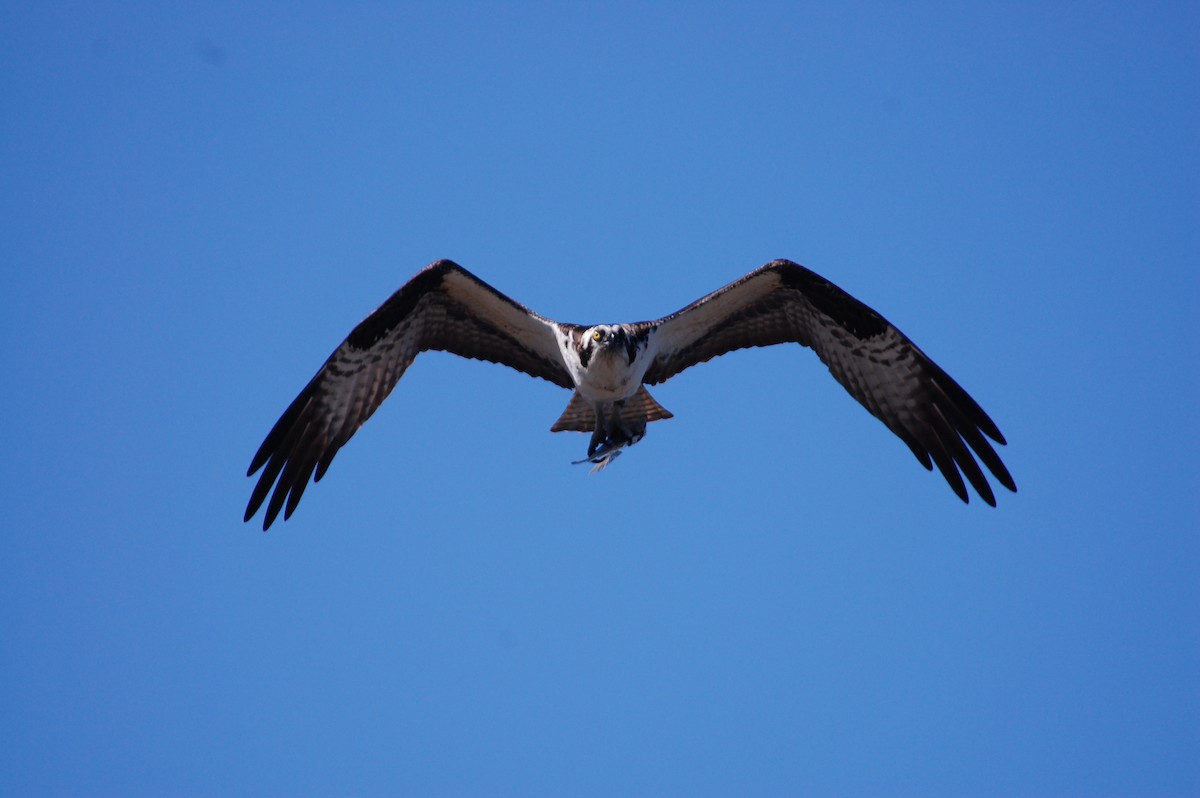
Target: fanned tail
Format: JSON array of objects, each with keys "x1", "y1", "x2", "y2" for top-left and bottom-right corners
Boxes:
[{"x1": 550, "y1": 386, "x2": 673, "y2": 432}]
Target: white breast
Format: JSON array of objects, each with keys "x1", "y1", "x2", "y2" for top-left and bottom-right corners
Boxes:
[
  {"x1": 577, "y1": 350, "x2": 637, "y2": 400},
  {"x1": 555, "y1": 325, "x2": 661, "y2": 402}
]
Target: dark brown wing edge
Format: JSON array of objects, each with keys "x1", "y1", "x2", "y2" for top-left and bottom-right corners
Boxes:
[
  {"x1": 244, "y1": 259, "x2": 573, "y2": 529},
  {"x1": 641, "y1": 259, "x2": 1016, "y2": 505}
]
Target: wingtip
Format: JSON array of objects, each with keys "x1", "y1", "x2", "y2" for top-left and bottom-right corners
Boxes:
[{"x1": 243, "y1": 504, "x2": 275, "y2": 531}]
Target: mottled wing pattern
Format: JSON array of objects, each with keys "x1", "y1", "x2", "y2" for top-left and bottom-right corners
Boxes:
[
  {"x1": 642, "y1": 259, "x2": 1016, "y2": 504},
  {"x1": 245, "y1": 260, "x2": 572, "y2": 529}
]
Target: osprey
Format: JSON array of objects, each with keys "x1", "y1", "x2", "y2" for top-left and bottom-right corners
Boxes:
[{"x1": 245, "y1": 259, "x2": 1016, "y2": 529}]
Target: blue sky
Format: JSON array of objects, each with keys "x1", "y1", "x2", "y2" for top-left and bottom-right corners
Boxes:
[{"x1": 2, "y1": 2, "x2": 1197, "y2": 795}]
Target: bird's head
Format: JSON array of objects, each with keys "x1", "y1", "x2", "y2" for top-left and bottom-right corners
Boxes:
[{"x1": 585, "y1": 324, "x2": 626, "y2": 354}]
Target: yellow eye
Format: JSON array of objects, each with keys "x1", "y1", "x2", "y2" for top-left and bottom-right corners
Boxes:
[{"x1": 592, "y1": 330, "x2": 602, "y2": 341}]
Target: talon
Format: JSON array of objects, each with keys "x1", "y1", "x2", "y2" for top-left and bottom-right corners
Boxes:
[{"x1": 587, "y1": 428, "x2": 606, "y2": 458}]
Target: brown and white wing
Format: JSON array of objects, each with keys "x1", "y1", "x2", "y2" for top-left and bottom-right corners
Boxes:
[
  {"x1": 245, "y1": 259, "x2": 573, "y2": 529},
  {"x1": 641, "y1": 259, "x2": 1016, "y2": 505}
]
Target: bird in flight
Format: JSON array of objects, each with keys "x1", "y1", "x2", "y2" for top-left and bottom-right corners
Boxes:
[{"x1": 245, "y1": 259, "x2": 1016, "y2": 529}]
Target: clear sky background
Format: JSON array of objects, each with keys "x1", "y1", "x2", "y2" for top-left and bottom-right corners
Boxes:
[{"x1": 3, "y1": 3, "x2": 1197, "y2": 796}]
